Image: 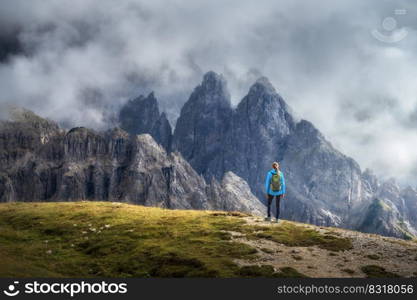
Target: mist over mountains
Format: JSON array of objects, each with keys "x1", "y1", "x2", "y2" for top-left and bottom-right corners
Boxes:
[
  {"x1": 2, "y1": 0, "x2": 417, "y2": 185},
  {"x1": 1, "y1": 72, "x2": 416, "y2": 240}
]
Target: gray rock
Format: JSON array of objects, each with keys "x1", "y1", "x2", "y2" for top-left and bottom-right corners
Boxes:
[
  {"x1": 0, "y1": 109, "x2": 264, "y2": 216},
  {"x1": 172, "y1": 71, "x2": 416, "y2": 238},
  {"x1": 172, "y1": 71, "x2": 233, "y2": 177},
  {"x1": 402, "y1": 186, "x2": 417, "y2": 226},
  {"x1": 223, "y1": 77, "x2": 296, "y2": 201},
  {"x1": 119, "y1": 92, "x2": 172, "y2": 150},
  {"x1": 207, "y1": 171, "x2": 265, "y2": 216}
]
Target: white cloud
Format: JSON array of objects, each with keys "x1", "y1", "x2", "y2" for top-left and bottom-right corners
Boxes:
[{"x1": 1, "y1": 0, "x2": 417, "y2": 185}]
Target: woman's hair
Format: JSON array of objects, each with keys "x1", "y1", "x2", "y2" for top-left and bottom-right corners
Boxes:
[{"x1": 272, "y1": 162, "x2": 279, "y2": 169}]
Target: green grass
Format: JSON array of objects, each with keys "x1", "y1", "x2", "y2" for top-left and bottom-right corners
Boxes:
[
  {"x1": 246, "y1": 222, "x2": 353, "y2": 252},
  {"x1": 260, "y1": 247, "x2": 274, "y2": 254},
  {"x1": 361, "y1": 265, "x2": 401, "y2": 278},
  {"x1": 277, "y1": 267, "x2": 308, "y2": 278},
  {"x1": 0, "y1": 202, "x2": 353, "y2": 278},
  {"x1": 0, "y1": 202, "x2": 257, "y2": 277}
]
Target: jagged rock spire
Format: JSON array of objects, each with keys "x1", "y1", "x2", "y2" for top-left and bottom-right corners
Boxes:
[
  {"x1": 248, "y1": 76, "x2": 277, "y2": 95},
  {"x1": 172, "y1": 71, "x2": 233, "y2": 175},
  {"x1": 119, "y1": 92, "x2": 172, "y2": 150}
]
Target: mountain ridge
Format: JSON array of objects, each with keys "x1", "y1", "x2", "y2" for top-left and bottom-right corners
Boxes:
[
  {"x1": 168, "y1": 71, "x2": 417, "y2": 239},
  {"x1": 0, "y1": 108, "x2": 264, "y2": 215},
  {"x1": 1, "y1": 71, "x2": 416, "y2": 240}
]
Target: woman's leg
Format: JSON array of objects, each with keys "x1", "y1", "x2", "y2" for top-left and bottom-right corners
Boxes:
[
  {"x1": 276, "y1": 195, "x2": 282, "y2": 219},
  {"x1": 267, "y1": 194, "x2": 273, "y2": 218}
]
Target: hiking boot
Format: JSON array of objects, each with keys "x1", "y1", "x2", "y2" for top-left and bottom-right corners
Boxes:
[{"x1": 264, "y1": 217, "x2": 271, "y2": 221}]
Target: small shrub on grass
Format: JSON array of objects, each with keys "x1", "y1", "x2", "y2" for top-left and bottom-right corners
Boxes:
[
  {"x1": 209, "y1": 212, "x2": 248, "y2": 217},
  {"x1": 238, "y1": 265, "x2": 275, "y2": 277},
  {"x1": 324, "y1": 231, "x2": 341, "y2": 237},
  {"x1": 361, "y1": 265, "x2": 401, "y2": 278},
  {"x1": 341, "y1": 268, "x2": 355, "y2": 275},
  {"x1": 260, "y1": 248, "x2": 274, "y2": 254},
  {"x1": 148, "y1": 252, "x2": 209, "y2": 277},
  {"x1": 42, "y1": 227, "x2": 68, "y2": 236},
  {"x1": 247, "y1": 223, "x2": 353, "y2": 251}
]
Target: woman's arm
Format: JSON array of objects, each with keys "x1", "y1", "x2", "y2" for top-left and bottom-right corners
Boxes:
[
  {"x1": 281, "y1": 172, "x2": 286, "y2": 195},
  {"x1": 265, "y1": 172, "x2": 271, "y2": 194}
]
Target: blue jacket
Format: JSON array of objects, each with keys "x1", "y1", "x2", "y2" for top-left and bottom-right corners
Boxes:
[{"x1": 265, "y1": 169, "x2": 286, "y2": 196}]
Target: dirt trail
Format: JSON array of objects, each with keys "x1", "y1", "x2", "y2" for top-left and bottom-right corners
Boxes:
[{"x1": 230, "y1": 217, "x2": 417, "y2": 278}]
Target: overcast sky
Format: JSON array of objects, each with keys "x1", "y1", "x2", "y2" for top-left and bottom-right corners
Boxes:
[{"x1": 1, "y1": 0, "x2": 417, "y2": 185}]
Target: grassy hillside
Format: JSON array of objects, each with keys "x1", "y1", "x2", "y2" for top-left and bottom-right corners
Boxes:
[{"x1": 0, "y1": 202, "x2": 416, "y2": 278}]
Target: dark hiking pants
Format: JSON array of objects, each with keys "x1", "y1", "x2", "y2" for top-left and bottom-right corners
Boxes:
[{"x1": 267, "y1": 194, "x2": 282, "y2": 219}]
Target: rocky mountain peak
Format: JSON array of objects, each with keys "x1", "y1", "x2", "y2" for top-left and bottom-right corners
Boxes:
[
  {"x1": 379, "y1": 178, "x2": 401, "y2": 197},
  {"x1": 238, "y1": 76, "x2": 291, "y2": 126},
  {"x1": 5, "y1": 106, "x2": 59, "y2": 133},
  {"x1": 294, "y1": 120, "x2": 325, "y2": 144},
  {"x1": 249, "y1": 76, "x2": 277, "y2": 95},
  {"x1": 401, "y1": 186, "x2": 417, "y2": 225},
  {"x1": 172, "y1": 72, "x2": 234, "y2": 177},
  {"x1": 119, "y1": 92, "x2": 171, "y2": 150},
  {"x1": 146, "y1": 91, "x2": 157, "y2": 102},
  {"x1": 66, "y1": 126, "x2": 95, "y2": 136},
  {"x1": 190, "y1": 71, "x2": 231, "y2": 108},
  {"x1": 362, "y1": 168, "x2": 379, "y2": 194},
  {"x1": 201, "y1": 71, "x2": 227, "y2": 90},
  {"x1": 106, "y1": 127, "x2": 129, "y2": 139},
  {"x1": 119, "y1": 93, "x2": 160, "y2": 133},
  {"x1": 402, "y1": 185, "x2": 417, "y2": 196},
  {"x1": 136, "y1": 133, "x2": 165, "y2": 155}
]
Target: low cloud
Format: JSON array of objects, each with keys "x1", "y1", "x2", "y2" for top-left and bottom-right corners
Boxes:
[{"x1": 1, "y1": 0, "x2": 417, "y2": 185}]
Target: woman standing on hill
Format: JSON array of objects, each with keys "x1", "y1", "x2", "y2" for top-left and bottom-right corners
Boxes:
[{"x1": 264, "y1": 162, "x2": 286, "y2": 222}]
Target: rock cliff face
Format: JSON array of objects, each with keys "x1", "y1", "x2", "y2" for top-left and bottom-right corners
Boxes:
[
  {"x1": 358, "y1": 181, "x2": 417, "y2": 238},
  {"x1": 172, "y1": 71, "x2": 233, "y2": 177},
  {"x1": 172, "y1": 72, "x2": 417, "y2": 239},
  {"x1": 0, "y1": 108, "x2": 264, "y2": 215},
  {"x1": 119, "y1": 92, "x2": 172, "y2": 151},
  {"x1": 280, "y1": 119, "x2": 376, "y2": 227},
  {"x1": 223, "y1": 77, "x2": 296, "y2": 201},
  {"x1": 171, "y1": 73, "x2": 365, "y2": 226}
]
